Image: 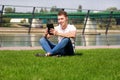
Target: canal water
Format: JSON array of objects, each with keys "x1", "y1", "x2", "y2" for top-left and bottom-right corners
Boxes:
[{"x1": 0, "y1": 33, "x2": 120, "y2": 47}]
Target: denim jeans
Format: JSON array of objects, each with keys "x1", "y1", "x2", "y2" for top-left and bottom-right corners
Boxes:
[{"x1": 39, "y1": 37, "x2": 74, "y2": 56}]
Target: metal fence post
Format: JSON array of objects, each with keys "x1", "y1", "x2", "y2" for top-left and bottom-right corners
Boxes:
[
  {"x1": 0, "y1": 5, "x2": 4, "y2": 27},
  {"x1": 105, "y1": 11, "x2": 113, "y2": 35},
  {"x1": 0, "y1": 5, "x2": 4, "y2": 47},
  {"x1": 28, "y1": 7, "x2": 35, "y2": 34},
  {"x1": 82, "y1": 10, "x2": 90, "y2": 35}
]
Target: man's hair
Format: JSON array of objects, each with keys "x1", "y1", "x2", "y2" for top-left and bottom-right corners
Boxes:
[{"x1": 57, "y1": 10, "x2": 68, "y2": 17}]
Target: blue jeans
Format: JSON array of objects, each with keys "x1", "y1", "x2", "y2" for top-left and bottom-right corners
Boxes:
[{"x1": 39, "y1": 37, "x2": 74, "y2": 56}]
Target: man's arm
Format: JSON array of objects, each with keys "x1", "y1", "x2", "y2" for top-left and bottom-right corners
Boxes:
[
  {"x1": 54, "y1": 30, "x2": 76, "y2": 38},
  {"x1": 43, "y1": 29, "x2": 51, "y2": 38}
]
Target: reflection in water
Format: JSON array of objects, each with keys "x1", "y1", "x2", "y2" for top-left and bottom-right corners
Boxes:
[
  {"x1": 81, "y1": 34, "x2": 86, "y2": 46},
  {"x1": 29, "y1": 34, "x2": 35, "y2": 47},
  {"x1": 84, "y1": 34, "x2": 96, "y2": 46},
  {"x1": 0, "y1": 33, "x2": 120, "y2": 47},
  {"x1": 105, "y1": 34, "x2": 110, "y2": 46},
  {"x1": 76, "y1": 34, "x2": 120, "y2": 46}
]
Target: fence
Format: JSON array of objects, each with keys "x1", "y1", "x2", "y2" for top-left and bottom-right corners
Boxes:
[{"x1": 0, "y1": 5, "x2": 120, "y2": 47}]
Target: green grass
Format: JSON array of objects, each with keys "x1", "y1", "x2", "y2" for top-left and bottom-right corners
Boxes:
[{"x1": 0, "y1": 49, "x2": 120, "y2": 80}]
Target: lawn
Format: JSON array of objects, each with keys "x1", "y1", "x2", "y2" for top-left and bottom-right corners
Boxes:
[{"x1": 0, "y1": 49, "x2": 120, "y2": 80}]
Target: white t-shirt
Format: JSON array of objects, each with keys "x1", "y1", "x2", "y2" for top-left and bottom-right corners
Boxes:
[{"x1": 55, "y1": 24, "x2": 76, "y2": 43}]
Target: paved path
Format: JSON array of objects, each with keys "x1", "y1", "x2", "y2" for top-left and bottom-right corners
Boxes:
[{"x1": 0, "y1": 46, "x2": 119, "y2": 50}]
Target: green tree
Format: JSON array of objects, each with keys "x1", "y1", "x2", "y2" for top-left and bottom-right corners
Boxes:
[
  {"x1": 4, "y1": 7, "x2": 15, "y2": 13},
  {"x1": 35, "y1": 9, "x2": 38, "y2": 13},
  {"x1": 50, "y1": 6, "x2": 60, "y2": 12},
  {"x1": 77, "y1": 5, "x2": 82, "y2": 12},
  {"x1": 106, "y1": 7, "x2": 117, "y2": 11},
  {"x1": 40, "y1": 8, "x2": 48, "y2": 12},
  {"x1": 2, "y1": 7, "x2": 15, "y2": 27},
  {"x1": 40, "y1": 8, "x2": 44, "y2": 12}
]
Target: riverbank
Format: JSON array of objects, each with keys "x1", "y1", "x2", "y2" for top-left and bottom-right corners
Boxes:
[{"x1": 0, "y1": 27, "x2": 120, "y2": 34}]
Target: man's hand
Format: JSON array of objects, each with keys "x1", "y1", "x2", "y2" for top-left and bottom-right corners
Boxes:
[
  {"x1": 44, "y1": 29, "x2": 50, "y2": 38},
  {"x1": 49, "y1": 29, "x2": 58, "y2": 35},
  {"x1": 44, "y1": 29, "x2": 48, "y2": 36}
]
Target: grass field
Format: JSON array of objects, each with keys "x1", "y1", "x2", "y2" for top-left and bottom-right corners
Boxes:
[{"x1": 0, "y1": 49, "x2": 120, "y2": 80}]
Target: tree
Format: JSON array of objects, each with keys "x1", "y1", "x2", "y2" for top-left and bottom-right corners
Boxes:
[
  {"x1": 40, "y1": 8, "x2": 48, "y2": 12},
  {"x1": 44, "y1": 8, "x2": 48, "y2": 12},
  {"x1": 13, "y1": 8, "x2": 16, "y2": 13},
  {"x1": 4, "y1": 7, "x2": 15, "y2": 13},
  {"x1": 106, "y1": 7, "x2": 117, "y2": 11},
  {"x1": 77, "y1": 5, "x2": 82, "y2": 12},
  {"x1": 106, "y1": 7, "x2": 120, "y2": 25},
  {"x1": 2, "y1": 7, "x2": 15, "y2": 27},
  {"x1": 40, "y1": 8, "x2": 44, "y2": 12},
  {"x1": 50, "y1": 6, "x2": 60, "y2": 12},
  {"x1": 35, "y1": 9, "x2": 38, "y2": 13}
]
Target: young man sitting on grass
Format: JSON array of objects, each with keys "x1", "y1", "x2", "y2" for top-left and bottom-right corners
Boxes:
[{"x1": 36, "y1": 10, "x2": 76, "y2": 56}]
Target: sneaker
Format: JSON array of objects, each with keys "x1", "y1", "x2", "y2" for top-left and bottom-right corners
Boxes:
[{"x1": 45, "y1": 53, "x2": 51, "y2": 56}]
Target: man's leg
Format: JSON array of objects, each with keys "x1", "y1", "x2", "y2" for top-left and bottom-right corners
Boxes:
[
  {"x1": 39, "y1": 37, "x2": 56, "y2": 53},
  {"x1": 49, "y1": 38, "x2": 74, "y2": 55},
  {"x1": 64, "y1": 39, "x2": 74, "y2": 55}
]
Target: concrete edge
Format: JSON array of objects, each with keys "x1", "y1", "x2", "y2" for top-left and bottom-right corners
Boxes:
[{"x1": 0, "y1": 46, "x2": 120, "y2": 50}]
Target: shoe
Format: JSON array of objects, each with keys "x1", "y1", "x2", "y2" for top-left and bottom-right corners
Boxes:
[
  {"x1": 45, "y1": 53, "x2": 51, "y2": 56},
  {"x1": 35, "y1": 53, "x2": 45, "y2": 57}
]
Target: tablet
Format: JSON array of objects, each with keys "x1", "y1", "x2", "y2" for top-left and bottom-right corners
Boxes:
[{"x1": 47, "y1": 23, "x2": 54, "y2": 35}]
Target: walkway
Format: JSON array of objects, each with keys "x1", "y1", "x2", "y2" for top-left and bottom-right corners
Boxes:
[{"x1": 0, "y1": 46, "x2": 119, "y2": 50}]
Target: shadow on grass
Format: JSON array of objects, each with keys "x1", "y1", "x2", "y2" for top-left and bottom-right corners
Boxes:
[
  {"x1": 34, "y1": 52, "x2": 83, "y2": 57},
  {"x1": 64, "y1": 53, "x2": 83, "y2": 57},
  {"x1": 74, "y1": 53, "x2": 83, "y2": 56}
]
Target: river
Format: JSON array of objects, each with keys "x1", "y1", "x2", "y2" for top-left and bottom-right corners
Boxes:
[{"x1": 0, "y1": 33, "x2": 120, "y2": 47}]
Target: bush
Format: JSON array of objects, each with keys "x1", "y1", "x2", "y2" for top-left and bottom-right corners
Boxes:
[{"x1": 1, "y1": 18, "x2": 11, "y2": 27}]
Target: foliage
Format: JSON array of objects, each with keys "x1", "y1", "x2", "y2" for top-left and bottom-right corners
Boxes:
[
  {"x1": 0, "y1": 18, "x2": 11, "y2": 27},
  {"x1": 77, "y1": 5, "x2": 82, "y2": 12},
  {"x1": 96, "y1": 18, "x2": 116, "y2": 29},
  {"x1": 106, "y1": 7, "x2": 118, "y2": 11},
  {"x1": 50, "y1": 6, "x2": 60, "y2": 12},
  {"x1": 4, "y1": 7, "x2": 15, "y2": 13},
  {"x1": 40, "y1": 8, "x2": 48, "y2": 13},
  {"x1": 0, "y1": 7, "x2": 15, "y2": 27}
]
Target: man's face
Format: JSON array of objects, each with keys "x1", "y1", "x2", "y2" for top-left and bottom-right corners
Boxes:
[{"x1": 58, "y1": 15, "x2": 68, "y2": 28}]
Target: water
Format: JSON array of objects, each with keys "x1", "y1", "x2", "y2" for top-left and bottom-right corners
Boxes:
[
  {"x1": 76, "y1": 34, "x2": 120, "y2": 46},
  {"x1": 0, "y1": 33, "x2": 120, "y2": 47}
]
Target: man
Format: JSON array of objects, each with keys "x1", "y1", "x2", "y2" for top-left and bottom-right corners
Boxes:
[{"x1": 38, "y1": 10, "x2": 76, "y2": 56}]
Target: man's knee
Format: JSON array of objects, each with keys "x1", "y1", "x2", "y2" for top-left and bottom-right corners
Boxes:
[
  {"x1": 62, "y1": 38, "x2": 70, "y2": 42},
  {"x1": 39, "y1": 37, "x2": 46, "y2": 43}
]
